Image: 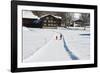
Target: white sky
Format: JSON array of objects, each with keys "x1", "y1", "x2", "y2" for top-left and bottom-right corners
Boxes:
[
  {"x1": 23, "y1": 11, "x2": 39, "y2": 19},
  {"x1": 23, "y1": 10, "x2": 81, "y2": 21}
]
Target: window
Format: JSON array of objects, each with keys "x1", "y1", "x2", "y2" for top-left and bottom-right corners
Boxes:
[
  {"x1": 48, "y1": 24, "x2": 51, "y2": 26},
  {"x1": 48, "y1": 20, "x2": 51, "y2": 23},
  {"x1": 51, "y1": 20, "x2": 53, "y2": 23},
  {"x1": 44, "y1": 24, "x2": 46, "y2": 26},
  {"x1": 46, "y1": 17, "x2": 49, "y2": 19},
  {"x1": 54, "y1": 21, "x2": 56, "y2": 23},
  {"x1": 44, "y1": 20, "x2": 47, "y2": 23}
]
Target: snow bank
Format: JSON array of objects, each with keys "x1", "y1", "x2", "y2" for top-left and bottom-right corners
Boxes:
[
  {"x1": 23, "y1": 26, "x2": 29, "y2": 31},
  {"x1": 24, "y1": 33, "x2": 71, "y2": 63},
  {"x1": 23, "y1": 27, "x2": 55, "y2": 60}
]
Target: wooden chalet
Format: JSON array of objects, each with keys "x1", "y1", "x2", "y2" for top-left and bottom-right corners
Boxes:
[
  {"x1": 40, "y1": 14, "x2": 62, "y2": 28},
  {"x1": 22, "y1": 11, "x2": 62, "y2": 28}
]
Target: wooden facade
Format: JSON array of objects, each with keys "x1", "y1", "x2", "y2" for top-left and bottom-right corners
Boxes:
[{"x1": 40, "y1": 15, "x2": 62, "y2": 28}]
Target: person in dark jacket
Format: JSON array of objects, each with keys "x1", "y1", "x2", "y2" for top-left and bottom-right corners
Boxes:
[
  {"x1": 60, "y1": 33, "x2": 62, "y2": 40},
  {"x1": 56, "y1": 36, "x2": 58, "y2": 40}
]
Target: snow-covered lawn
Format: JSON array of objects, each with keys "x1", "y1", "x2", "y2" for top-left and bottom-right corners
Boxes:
[
  {"x1": 59, "y1": 29, "x2": 90, "y2": 60},
  {"x1": 22, "y1": 27, "x2": 90, "y2": 63},
  {"x1": 23, "y1": 27, "x2": 55, "y2": 59}
]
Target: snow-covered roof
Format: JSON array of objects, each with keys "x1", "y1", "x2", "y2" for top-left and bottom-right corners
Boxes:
[
  {"x1": 53, "y1": 15, "x2": 62, "y2": 19},
  {"x1": 40, "y1": 14, "x2": 62, "y2": 19},
  {"x1": 40, "y1": 14, "x2": 49, "y2": 18},
  {"x1": 22, "y1": 11, "x2": 39, "y2": 19},
  {"x1": 74, "y1": 19, "x2": 83, "y2": 22}
]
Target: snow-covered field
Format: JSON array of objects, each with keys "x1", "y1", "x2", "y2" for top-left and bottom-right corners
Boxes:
[
  {"x1": 22, "y1": 27, "x2": 55, "y2": 59},
  {"x1": 22, "y1": 27, "x2": 90, "y2": 63}
]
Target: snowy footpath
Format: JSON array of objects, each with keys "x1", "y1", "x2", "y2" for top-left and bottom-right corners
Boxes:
[{"x1": 23, "y1": 27, "x2": 90, "y2": 63}]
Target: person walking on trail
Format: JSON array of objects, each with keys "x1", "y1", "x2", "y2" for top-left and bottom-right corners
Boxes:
[
  {"x1": 56, "y1": 35, "x2": 58, "y2": 40},
  {"x1": 60, "y1": 33, "x2": 62, "y2": 40},
  {"x1": 55, "y1": 32, "x2": 59, "y2": 40}
]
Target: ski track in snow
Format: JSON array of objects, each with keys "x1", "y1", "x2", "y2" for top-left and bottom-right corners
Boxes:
[
  {"x1": 62, "y1": 35, "x2": 79, "y2": 60},
  {"x1": 52, "y1": 30, "x2": 79, "y2": 60}
]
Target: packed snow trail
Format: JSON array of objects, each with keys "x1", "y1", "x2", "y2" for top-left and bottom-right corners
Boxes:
[
  {"x1": 24, "y1": 32, "x2": 70, "y2": 62},
  {"x1": 24, "y1": 32, "x2": 79, "y2": 63}
]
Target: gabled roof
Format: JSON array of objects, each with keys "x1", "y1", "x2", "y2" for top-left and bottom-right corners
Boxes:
[
  {"x1": 22, "y1": 11, "x2": 39, "y2": 19},
  {"x1": 40, "y1": 14, "x2": 62, "y2": 19},
  {"x1": 74, "y1": 19, "x2": 83, "y2": 22},
  {"x1": 53, "y1": 15, "x2": 62, "y2": 19}
]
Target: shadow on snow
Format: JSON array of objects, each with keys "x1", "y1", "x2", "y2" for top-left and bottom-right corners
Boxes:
[
  {"x1": 62, "y1": 35, "x2": 79, "y2": 60},
  {"x1": 80, "y1": 33, "x2": 90, "y2": 36}
]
